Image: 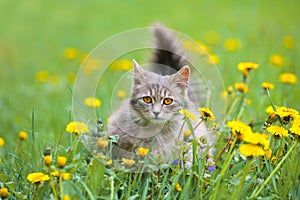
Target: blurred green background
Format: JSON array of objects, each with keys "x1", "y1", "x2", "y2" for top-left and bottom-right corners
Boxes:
[{"x1": 0, "y1": 0, "x2": 299, "y2": 145}]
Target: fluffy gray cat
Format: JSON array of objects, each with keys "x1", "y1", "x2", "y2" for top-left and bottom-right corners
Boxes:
[{"x1": 108, "y1": 24, "x2": 213, "y2": 163}]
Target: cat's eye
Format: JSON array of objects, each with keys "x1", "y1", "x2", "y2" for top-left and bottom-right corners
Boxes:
[
  {"x1": 163, "y1": 98, "x2": 173, "y2": 105},
  {"x1": 143, "y1": 96, "x2": 152, "y2": 104}
]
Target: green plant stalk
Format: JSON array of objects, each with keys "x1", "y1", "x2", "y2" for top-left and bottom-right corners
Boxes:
[
  {"x1": 157, "y1": 167, "x2": 170, "y2": 199},
  {"x1": 128, "y1": 164, "x2": 142, "y2": 195},
  {"x1": 59, "y1": 170, "x2": 63, "y2": 199},
  {"x1": 110, "y1": 176, "x2": 114, "y2": 200},
  {"x1": 230, "y1": 159, "x2": 252, "y2": 200},
  {"x1": 226, "y1": 96, "x2": 239, "y2": 119},
  {"x1": 250, "y1": 140, "x2": 298, "y2": 199},
  {"x1": 71, "y1": 135, "x2": 80, "y2": 173},
  {"x1": 32, "y1": 183, "x2": 40, "y2": 200},
  {"x1": 215, "y1": 133, "x2": 233, "y2": 165},
  {"x1": 31, "y1": 108, "x2": 37, "y2": 170},
  {"x1": 49, "y1": 172, "x2": 58, "y2": 200},
  {"x1": 193, "y1": 119, "x2": 204, "y2": 131},
  {"x1": 210, "y1": 138, "x2": 237, "y2": 200}
]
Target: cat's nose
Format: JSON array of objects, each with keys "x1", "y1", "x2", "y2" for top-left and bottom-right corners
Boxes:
[{"x1": 153, "y1": 111, "x2": 160, "y2": 117}]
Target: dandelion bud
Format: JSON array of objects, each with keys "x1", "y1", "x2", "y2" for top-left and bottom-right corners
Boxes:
[
  {"x1": 43, "y1": 147, "x2": 52, "y2": 156},
  {"x1": 18, "y1": 131, "x2": 28, "y2": 140},
  {"x1": 137, "y1": 147, "x2": 149, "y2": 158},
  {"x1": 0, "y1": 188, "x2": 9, "y2": 199},
  {"x1": 97, "y1": 138, "x2": 109, "y2": 149},
  {"x1": 122, "y1": 158, "x2": 135, "y2": 167},
  {"x1": 44, "y1": 155, "x2": 52, "y2": 166},
  {"x1": 183, "y1": 129, "x2": 192, "y2": 138},
  {"x1": 57, "y1": 156, "x2": 67, "y2": 168}
]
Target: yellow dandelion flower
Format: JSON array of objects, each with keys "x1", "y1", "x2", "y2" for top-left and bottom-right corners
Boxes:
[
  {"x1": 275, "y1": 106, "x2": 299, "y2": 122},
  {"x1": 221, "y1": 86, "x2": 235, "y2": 99},
  {"x1": 84, "y1": 97, "x2": 102, "y2": 108},
  {"x1": 242, "y1": 132, "x2": 269, "y2": 150},
  {"x1": 207, "y1": 54, "x2": 219, "y2": 65},
  {"x1": 35, "y1": 70, "x2": 49, "y2": 83},
  {"x1": 279, "y1": 73, "x2": 297, "y2": 84},
  {"x1": 65, "y1": 121, "x2": 89, "y2": 135},
  {"x1": 82, "y1": 57, "x2": 102, "y2": 75},
  {"x1": 269, "y1": 54, "x2": 283, "y2": 67},
  {"x1": 63, "y1": 195, "x2": 71, "y2": 200},
  {"x1": 64, "y1": 47, "x2": 80, "y2": 60},
  {"x1": 265, "y1": 149, "x2": 272, "y2": 160},
  {"x1": 224, "y1": 38, "x2": 242, "y2": 51},
  {"x1": 0, "y1": 188, "x2": 9, "y2": 199},
  {"x1": 27, "y1": 172, "x2": 50, "y2": 184},
  {"x1": 266, "y1": 105, "x2": 276, "y2": 114},
  {"x1": 122, "y1": 158, "x2": 135, "y2": 167},
  {"x1": 237, "y1": 62, "x2": 258, "y2": 76},
  {"x1": 239, "y1": 144, "x2": 265, "y2": 157},
  {"x1": 227, "y1": 86, "x2": 234, "y2": 95},
  {"x1": 97, "y1": 137, "x2": 109, "y2": 149},
  {"x1": 283, "y1": 35, "x2": 294, "y2": 49},
  {"x1": 62, "y1": 173, "x2": 71, "y2": 180},
  {"x1": 183, "y1": 129, "x2": 192, "y2": 138},
  {"x1": 117, "y1": 90, "x2": 127, "y2": 99},
  {"x1": 0, "y1": 137, "x2": 5, "y2": 147},
  {"x1": 106, "y1": 159, "x2": 113, "y2": 166},
  {"x1": 18, "y1": 131, "x2": 28, "y2": 140},
  {"x1": 261, "y1": 82, "x2": 275, "y2": 90},
  {"x1": 289, "y1": 120, "x2": 300, "y2": 136},
  {"x1": 175, "y1": 182, "x2": 182, "y2": 192},
  {"x1": 179, "y1": 109, "x2": 197, "y2": 122},
  {"x1": 137, "y1": 147, "x2": 149, "y2": 158},
  {"x1": 51, "y1": 171, "x2": 71, "y2": 180},
  {"x1": 234, "y1": 82, "x2": 248, "y2": 93},
  {"x1": 52, "y1": 170, "x2": 60, "y2": 177},
  {"x1": 267, "y1": 125, "x2": 288, "y2": 137},
  {"x1": 44, "y1": 155, "x2": 52, "y2": 166},
  {"x1": 96, "y1": 154, "x2": 107, "y2": 159},
  {"x1": 198, "y1": 107, "x2": 215, "y2": 121},
  {"x1": 57, "y1": 156, "x2": 67, "y2": 168},
  {"x1": 109, "y1": 60, "x2": 133, "y2": 71},
  {"x1": 227, "y1": 120, "x2": 252, "y2": 136}
]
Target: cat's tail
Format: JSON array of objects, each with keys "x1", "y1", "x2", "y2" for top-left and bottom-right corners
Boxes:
[{"x1": 150, "y1": 23, "x2": 188, "y2": 75}]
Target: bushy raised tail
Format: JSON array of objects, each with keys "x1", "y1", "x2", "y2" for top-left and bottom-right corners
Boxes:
[{"x1": 150, "y1": 23, "x2": 188, "y2": 75}]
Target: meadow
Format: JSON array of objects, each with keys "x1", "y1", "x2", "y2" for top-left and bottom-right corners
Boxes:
[{"x1": 0, "y1": 0, "x2": 300, "y2": 199}]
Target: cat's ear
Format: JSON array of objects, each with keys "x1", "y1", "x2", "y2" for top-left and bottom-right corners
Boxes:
[
  {"x1": 171, "y1": 65, "x2": 190, "y2": 88},
  {"x1": 133, "y1": 59, "x2": 146, "y2": 86}
]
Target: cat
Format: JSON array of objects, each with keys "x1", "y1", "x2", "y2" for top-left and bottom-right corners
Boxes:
[{"x1": 107, "y1": 24, "x2": 214, "y2": 164}]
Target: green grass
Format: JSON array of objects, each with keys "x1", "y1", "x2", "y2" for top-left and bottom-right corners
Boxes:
[{"x1": 1, "y1": 0, "x2": 300, "y2": 199}]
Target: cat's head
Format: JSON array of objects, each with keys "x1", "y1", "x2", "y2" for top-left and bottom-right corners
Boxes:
[{"x1": 129, "y1": 60, "x2": 190, "y2": 125}]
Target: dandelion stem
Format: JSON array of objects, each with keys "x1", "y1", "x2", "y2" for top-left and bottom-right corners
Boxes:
[
  {"x1": 59, "y1": 170, "x2": 63, "y2": 199},
  {"x1": 109, "y1": 176, "x2": 114, "y2": 200},
  {"x1": 226, "y1": 97, "x2": 239, "y2": 118},
  {"x1": 193, "y1": 119, "x2": 204, "y2": 131},
  {"x1": 32, "y1": 183, "x2": 40, "y2": 200},
  {"x1": 210, "y1": 138, "x2": 237, "y2": 200},
  {"x1": 215, "y1": 133, "x2": 233, "y2": 164},
  {"x1": 250, "y1": 140, "x2": 298, "y2": 199},
  {"x1": 230, "y1": 159, "x2": 252, "y2": 200},
  {"x1": 50, "y1": 174, "x2": 58, "y2": 200}
]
